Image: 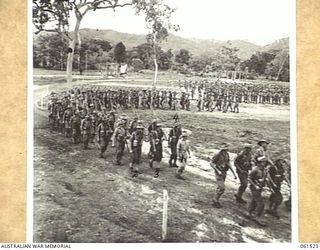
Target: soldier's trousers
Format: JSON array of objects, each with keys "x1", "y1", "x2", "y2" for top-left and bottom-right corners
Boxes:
[
  {"x1": 236, "y1": 171, "x2": 248, "y2": 197},
  {"x1": 249, "y1": 187, "x2": 264, "y2": 217},
  {"x1": 176, "y1": 156, "x2": 187, "y2": 176},
  {"x1": 269, "y1": 189, "x2": 283, "y2": 210},
  {"x1": 169, "y1": 143, "x2": 178, "y2": 166},
  {"x1": 116, "y1": 141, "x2": 125, "y2": 164},
  {"x1": 214, "y1": 174, "x2": 226, "y2": 201},
  {"x1": 132, "y1": 145, "x2": 142, "y2": 164},
  {"x1": 100, "y1": 135, "x2": 112, "y2": 154},
  {"x1": 83, "y1": 134, "x2": 89, "y2": 149}
]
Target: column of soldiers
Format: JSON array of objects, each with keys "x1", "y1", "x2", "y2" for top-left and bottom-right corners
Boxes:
[
  {"x1": 209, "y1": 139, "x2": 291, "y2": 227},
  {"x1": 48, "y1": 87, "x2": 192, "y2": 114},
  {"x1": 47, "y1": 89, "x2": 291, "y2": 227},
  {"x1": 175, "y1": 79, "x2": 290, "y2": 112}
]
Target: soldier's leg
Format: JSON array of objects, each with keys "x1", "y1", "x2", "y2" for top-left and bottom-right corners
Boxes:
[
  {"x1": 154, "y1": 161, "x2": 160, "y2": 178},
  {"x1": 175, "y1": 159, "x2": 186, "y2": 179},
  {"x1": 169, "y1": 145, "x2": 177, "y2": 167},
  {"x1": 248, "y1": 188, "x2": 259, "y2": 216},
  {"x1": 214, "y1": 175, "x2": 226, "y2": 203},
  {"x1": 83, "y1": 134, "x2": 89, "y2": 149},
  {"x1": 72, "y1": 129, "x2": 77, "y2": 144},
  {"x1": 137, "y1": 145, "x2": 142, "y2": 164},
  {"x1": 130, "y1": 148, "x2": 139, "y2": 177},
  {"x1": 90, "y1": 133, "x2": 95, "y2": 143},
  {"x1": 236, "y1": 172, "x2": 248, "y2": 199},
  {"x1": 115, "y1": 142, "x2": 124, "y2": 165},
  {"x1": 100, "y1": 139, "x2": 107, "y2": 158},
  {"x1": 255, "y1": 191, "x2": 265, "y2": 217},
  {"x1": 271, "y1": 190, "x2": 283, "y2": 218}
]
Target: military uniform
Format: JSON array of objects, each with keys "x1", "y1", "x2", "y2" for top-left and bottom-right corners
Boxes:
[
  {"x1": 234, "y1": 144, "x2": 253, "y2": 204},
  {"x1": 168, "y1": 124, "x2": 182, "y2": 168},
  {"x1": 210, "y1": 146, "x2": 237, "y2": 208},
  {"x1": 129, "y1": 126, "x2": 144, "y2": 177},
  {"x1": 112, "y1": 121, "x2": 129, "y2": 165},
  {"x1": 266, "y1": 159, "x2": 286, "y2": 218},
  {"x1": 248, "y1": 156, "x2": 268, "y2": 226},
  {"x1": 80, "y1": 116, "x2": 92, "y2": 149},
  {"x1": 176, "y1": 132, "x2": 190, "y2": 179},
  {"x1": 97, "y1": 118, "x2": 113, "y2": 158},
  {"x1": 149, "y1": 124, "x2": 165, "y2": 178}
]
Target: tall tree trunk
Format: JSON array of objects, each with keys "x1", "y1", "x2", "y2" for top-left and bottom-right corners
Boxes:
[
  {"x1": 66, "y1": 16, "x2": 82, "y2": 88},
  {"x1": 276, "y1": 55, "x2": 287, "y2": 81},
  {"x1": 153, "y1": 57, "x2": 158, "y2": 89},
  {"x1": 152, "y1": 34, "x2": 158, "y2": 90}
]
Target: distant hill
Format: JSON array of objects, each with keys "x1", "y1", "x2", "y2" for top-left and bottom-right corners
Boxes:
[
  {"x1": 260, "y1": 37, "x2": 289, "y2": 52},
  {"x1": 34, "y1": 28, "x2": 289, "y2": 60},
  {"x1": 77, "y1": 29, "x2": 261, "y2": 60}
]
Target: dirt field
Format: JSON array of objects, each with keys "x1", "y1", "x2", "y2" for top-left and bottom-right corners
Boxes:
[{"x1": 33, "y1": 71, "x2": 291, "y2": 243}]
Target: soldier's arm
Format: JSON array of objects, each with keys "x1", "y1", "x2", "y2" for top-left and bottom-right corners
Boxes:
[
  {"x1": 151, "y1": 134, "x2": 156, "y2": 152},
  {"x1": 128, "y1": 134, "x2": 133, "y2": 153},
  {"x1": 186, "y1": 141, "x2": 191, "y2": 157},
  {"x1": 176, "y1": 140, "x2": 182, "y2": 159},
  {"x1": 111, "y1": 128, "x2": 118, "y2": 147},
  {"x1": 248, "y1": 169, "x2": 259, "y2": 189},
  {"x1": 210, "y1": 161, "x2": 221, "y2": 175},
  {"x1": 234, "y1": 154, "x2": 242, "y2": 171},
  {"x1": 80, "y1": 120, "x2": 84, "y2": 134},
  {"x1": 227, "y1": 158, "x2": 237, "y2": 179},
  {"x1": 97, "y1": 124, "x2": 101, "y2": 142}
]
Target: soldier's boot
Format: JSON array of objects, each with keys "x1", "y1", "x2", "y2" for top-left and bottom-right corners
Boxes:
[
  {"x1": 99, "y1": 152, "x2": 104, "y2": 158},
  {"x1": 149, "y1": 159, "x2": 153, "y2": 168},
  {"x1": 254, "y1": 217, "x2": 267, "y2": 227},
  {"x1": 235, "y1": 194, "x2": 247, "y2": 204},
  {"x1": 129, "y1": 163, "x2": 137, "y2": 178},
  {"x1": 213, "y1": 191, "x2": 224, "y2": 208},
  {"x1": 212, "y1": 199, "x2": 222, "y2": 208},
  {"x1": 175, "y1": 170, "x2": 186, "y2": 180},
  {"x1": 154, "y1": 168, "x2": 160, "y2": 178},
  {"x1": 173, "y1": 157, "x2": 178, "y2": 168},
  {"x1": 169, "y1": 157, "x2": 173, "y2": 168}
]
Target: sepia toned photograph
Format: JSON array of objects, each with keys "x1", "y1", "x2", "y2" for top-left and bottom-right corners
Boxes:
[{"x1": 32, "y1": 0, "x2": 294, "y2": 243}]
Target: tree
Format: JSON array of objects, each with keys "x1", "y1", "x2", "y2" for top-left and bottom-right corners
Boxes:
[
  {"x1": 114, "y1": 41, "x2": 127, "y2": 64},
  {"x1": 264, "y1": 50, "x2": 289, "y2": 81},
  {"x1": 241, "y1": 51, "x2": 276, "y2": 75},
  {"x1": 135, "y1": 0, "x2": 179, "y2": 88},
  {"x1": 175, "y1": 49, "x2": 191, "y2": 65}
]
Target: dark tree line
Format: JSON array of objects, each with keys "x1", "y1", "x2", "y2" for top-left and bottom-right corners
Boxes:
[{"x1": 34, "y1": 33, "x2": 290, "y2": 82}]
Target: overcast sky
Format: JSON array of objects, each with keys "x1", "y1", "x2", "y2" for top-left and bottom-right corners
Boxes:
[{"x1": 72, "y1": 0, "x2": 293, "y2": 46}]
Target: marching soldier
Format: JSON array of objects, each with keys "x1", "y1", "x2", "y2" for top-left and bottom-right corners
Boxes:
[
  {"x1": 70, "y1": 111, "x2": 81, "y2": 144},
  {"x1": 97, "y1": 116, "x2": 113, "y2": 158},
  {"x1": 248, "y1": 156, "x2": 269, "y2": 226},
  {"x1": 149, "y1": 123, "x2": 165, "y2": 178},
  {"x1": 210, "y1": 144, "x2": 237, "y2": 208},
  {"x1": 129, "y1": 125, "x2": 145, "y2": 178},
  {"x1": 265, "y1": 159, "x2": 286, "y2": 219},
  {"x1": 129, "y1": 115, "x2": 139, "y2": 134},
  {"x1": 234, "y1": 143, "x2": 253, "y2": 204},
  {"x1": 63, "y1": 106, "x2": 73, "y2": 138},
  {"x1": 80, "y1": 115, "x2": 92, "y2": 150},
  {"x1": 175, "y1": 132, "x2": 191, "y2": 180},
  {"x1": 168, "y1": 123, "x2": 182, "y2": 168},
  {"x1": 112, "y1": 119, "x2": 130, "y2": 166},
  {"x1": 148, "y1": 118, "x2": 158, "y2": 158},
  {"x1": 107, "y1": 110, "x2": 116, "y2": 131},
  {"x1": 254, "y1": 139, "x2": 274, "y2": 165}
]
